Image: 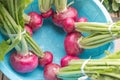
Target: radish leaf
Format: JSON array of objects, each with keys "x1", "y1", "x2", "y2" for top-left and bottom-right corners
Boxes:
[{"x1": 0, "y1": 41, "x2": 9, "y2": 61}]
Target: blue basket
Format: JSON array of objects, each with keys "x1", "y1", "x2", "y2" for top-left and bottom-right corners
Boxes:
[{"x1": 0, "y1": 0, "x2": 114, "y2": 80}]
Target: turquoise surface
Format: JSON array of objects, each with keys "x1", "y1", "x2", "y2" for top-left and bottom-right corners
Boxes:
[{"x1": 0, "y1": 0, "x2": 114, "y2": 80}]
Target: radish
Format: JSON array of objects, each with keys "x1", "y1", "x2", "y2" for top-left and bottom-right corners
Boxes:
[
  {"x1": 52, "y1": 0, "x2": 78, "y2": 27},
  {"x1": 28, "y1": 12, "x2": 43, "y2": 31},
  {"x1": 25, "y1": 25, "x2": 33, "y2": 36},
  {"x1": 64, "y1": 32, "x2": 83, "y2": 56},
  {"x1": 39, "y1": 51, "x2": 53, "y2": 67},
  {"x1": 41, "y1": 9, "x2": 54, "y2": 18},
  {"x1": 63, "y1": 17, "x2": 88, "y2": 33},
  {"x1": 44, "y1": 63, "x2": 61, "y2": 80},
  {"x1": 10, "y1": 51, "x2": 38, "y2": 73},
  {"x1": 39, "y1": 0, "x2": 53, "y2": 18},
  {"x1": 77, "y1": 17, "x2": 88, "y2": 22},
  {"x1": 61, "y1": 55, "x2": 79, "y2": 67},
  {"x1": 63, "y1": 18, "x2": 75, "y2": 33}
]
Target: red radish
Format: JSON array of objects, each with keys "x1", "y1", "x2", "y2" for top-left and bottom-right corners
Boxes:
[
  {"x1": 64, "y1": 32, "x2": 83, "y2": 56},
  {"x1": 61, "y1": 55, "x2": 79, "y2": 67},
  {"x1": 28, "y1": 12, "x2": 43, "y2": 31},
  {"x1": 41, "y1": 9, "x2": 54, "y2": 18},
  {"x1": 77, "y1": 17, "x2": 88, "y2": 22},
  {"x1": 52, "y1": 7, "x2": 78, "y2": 27},
  {"x1": 39, "y1": 51, "x2": 53, "y2": 67},
  {"x1": 63, "y1": 18, "x2": 75, "y2": 33},
  {"x1": 25, "y1": 25, "x2": 33, "y2": 36},
  {"x1": 10, "y1": 51, "x2": 38, "y2": 73},
  {"x1": 44, "y1": 63, "x2": 61, "y2": 80}
]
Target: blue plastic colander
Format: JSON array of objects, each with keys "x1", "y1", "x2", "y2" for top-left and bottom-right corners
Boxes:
[{"x1": 0, "y1": 0, "x2": 114, "y2": 80}]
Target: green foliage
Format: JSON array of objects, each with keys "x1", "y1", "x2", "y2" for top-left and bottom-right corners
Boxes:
[{"x1": 100, "y1": 0, "x2": 120, "y2": 13}]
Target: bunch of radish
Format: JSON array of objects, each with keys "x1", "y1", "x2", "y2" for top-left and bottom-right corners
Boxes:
[
  {"x1": 44, "y1": 51, "x2": 120, "y2": 80},
  {"x1": 43, "y1": 51, "x2": 120, "y2": 80},
  {"x1": 42, "y1": 0, "x2": 120, "y2": 80},
  {"x1": 1, "y1": 0, "x2": 120, "y2": 80},
  {"x1": 52, "y1": 0, "x2": 88, "y2": 33},
  {"x1": 52, "y1": 0, "x2": 78, "y2": 33},
  {"x1": 23, "y1": 0, "x2": 54, "y2": 36},
  {"x1": 0, "y1": 0, "x2": 54, "y2": 73},
  {"x1": 23, "y1": 12, "x2": 43, "y2": 36}
]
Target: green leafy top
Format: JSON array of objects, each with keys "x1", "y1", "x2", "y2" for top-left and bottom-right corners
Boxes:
[
  {"x1": 100, "y1": 0, "x2": 120, "y2": 13},
  {"x1": 39, "y1": 0, "x2": 53, "y2": 13},
  {"x1": 0, "y1": 0, "x2": 33, "y2": 27},
  {"x1": 0, "y1": 0, "x2": 33, "y2": 61}
]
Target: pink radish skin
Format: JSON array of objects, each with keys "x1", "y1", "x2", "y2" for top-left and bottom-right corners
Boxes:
[
  {"x1": 28, "y1": 12, "x2": 43, "y2": 31},
  {"x1": 10, "y1": 51, "x2": 38, "y2": 73},
  {"x1": 25, "y1": 25, "x2": 33, "y2": 36},
  {"x1": 63, "y1": 18, "x2": 75, "y2": 33},
  {"x1": 77, "y1": 17, "x2": 88, "y2": 22},
  {"x1": 64, "y1": 32, "x2": 83, "y2": 56},
  {"x1": 39, "y1": 51, "x2": 53, "y2": 67},
  {"x1": 61, "y1": 55, "x2": 79, "y2": 67},
  {"x1": 41, "y1": 9, "x2": 54, "y2": 18},
  {"x1": 44, "y1": 63, "x2": 61, "y2": 80},
  {"x1": 52, "y1": 7, "x2": 78, "y2": 27}
]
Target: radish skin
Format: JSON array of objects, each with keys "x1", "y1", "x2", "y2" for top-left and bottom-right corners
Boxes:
[
  {"x1": 25, "y1": 25, "x2": 33, "y2": 36},
  {"x1": 39, "y1": 51, "x2": 53, "y2": 67},
  {"x1": 41, "y1": 9, "x2": 54, "y2": 18},
  {"x1": 63, "y1": 18, "x2": 75, "y2": 33},
  {"x1": 52, "y1": 7, "x2": 78, "y2": 27},
  {"x1": 28, "y1": 12, "x2": 43, "y2": 31},
  {"x1": 61, "y1": 55, "x2": 79, "y2": 67},
  {"x1": 44, "y1": 63, "x2": 61, "y2": 80},
  {"x1": 10, "y1": 51, "x2": 38, "y2": 73},
  {"x1": 64, "y1": 32, "x2": 83, "y2": 56},
  {"x1": 77, "y1": 17, "x2": 88, "y2": 22}
]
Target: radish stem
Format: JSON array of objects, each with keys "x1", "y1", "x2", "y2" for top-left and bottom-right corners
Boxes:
[
  {"x1": 75, "y1": 22, "x2": 120, "y2": 49},
  {"x1": 0, "y1": 2, "x2": 44, "y2": 57},
  {"x1": 38, "y1": 0, "x2": 53, "y2": 13},
  {"x1": 54, "y1": 0, "x2": 67, "y2": 12},
  {"x1": 69, "y1": 59, "x2": 120, "y2": 66},
  {"x1": 58, "y1": 58, "x2": 120, "y2": 79}
]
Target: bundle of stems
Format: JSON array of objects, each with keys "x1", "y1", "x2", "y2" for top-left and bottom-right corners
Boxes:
[
  {"x1": 57, "y1": 51, "x2": 120, "y2": 80},
  {"x1": 0, "y1": 0, "x2": 44, "y2": 60},
  {"x1": 54, "y1": 0, "x2": 67, "y2": 13},
  {"x1": 38, "y1": 0, "x2": 53, "y2": 13},
  {"x1": 75, "y1": 22, "x2": 120, "y2": 33},
  {"x1": 75, "y1": 21, "x2": 120, "y2": 49}
]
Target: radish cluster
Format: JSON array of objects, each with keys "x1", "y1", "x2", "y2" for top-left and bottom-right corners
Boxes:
[
  {"x1": 4, "y1": 0, "x2": 116, "y2": 79},
  {"x1": 24, "y1": 10, "x2": 54, "y2": 36},
  {"x1": 8, "y1": 0, "x2": 89, "y2": 80},
  {"x1": 10, "y1": 11, "x2": 54, "y2": 73},
  {"x1": 10, "y1": 50, "x2": 54, "y2": 73},
  {"x1": 42, "y1": 5, "x2": 89, "y2": 80},
  {"x1": 52, "y1": 7, "x2": 78, "y2": 28}
]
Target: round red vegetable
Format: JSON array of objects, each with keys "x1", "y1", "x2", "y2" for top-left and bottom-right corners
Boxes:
[
  {"x1": 61, "y1": 55, "x2": 79, "y2": 67},
  {"x1": 28, "y1": 12, "x2": 43, "y2": 31},
  {"x1": 25, "y1": 25, "x2": 33, "y2": 36},
  {"x1": 44, "y1": 63, "x2": 61, "y2": 80},
  {"x1": 10, "y1": 51, "x2": 38, "y2": 73},
  {"x1": 63, "y1": 18, "x2": 75, "y2": 33},
  {"x1": 77, "y1": 17, "x2": 88, "y2": 22},
  {"x1": 41, "y1": 9, "x2": 54, "y2": 18},
  {"x1": 64, "y1": 32, "x2": 83, "y2": 56},
  {"x1": 39, "y1": 51, "x2": 53, "y2": 67},
  {"x1": 52, "y1": 7, "x2": 78, "y2": 27}
]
